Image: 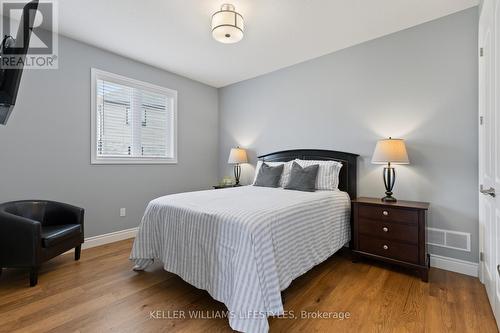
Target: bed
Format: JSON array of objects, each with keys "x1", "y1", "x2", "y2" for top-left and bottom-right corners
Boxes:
[{"x1": 130, "y1": 149, "x2": 358, "y2": 333}]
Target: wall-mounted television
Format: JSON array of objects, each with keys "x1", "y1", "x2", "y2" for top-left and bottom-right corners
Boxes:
[{"x1": 0, "y1": 0, "x2": 39, "y2": 125}]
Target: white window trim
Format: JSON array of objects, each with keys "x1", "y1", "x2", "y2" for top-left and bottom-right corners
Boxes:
[{"x1": 90, "y1": 68, "x2": 178, "y2": 164}]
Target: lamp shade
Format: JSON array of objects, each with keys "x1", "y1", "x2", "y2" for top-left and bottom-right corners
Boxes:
[
  {"x1": 211, "y1": 4, "x2": 244, "y2": 44},
  {"x1": 371, "y1": 138, "x2": 409, "y2": 164},
  {"x1": 228, "y1": 147, "x2": 248, "y2": 164}
]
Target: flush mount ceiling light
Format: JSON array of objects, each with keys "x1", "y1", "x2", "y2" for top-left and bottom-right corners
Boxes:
[{"x1": 211, "y1": 4, "x2": 244, "y2": 44}]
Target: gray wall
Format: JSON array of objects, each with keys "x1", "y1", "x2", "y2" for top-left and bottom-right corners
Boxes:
[
  {"x1": 219, "y1": 8, "x2": 479, "y2": 262},
  {"x1": 0, "y1": 34, "x2": 219, "y2": 237}
]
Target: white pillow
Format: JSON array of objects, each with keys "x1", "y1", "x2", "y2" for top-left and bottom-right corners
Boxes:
[
  {"x1": 294, "y1": 159, "x2": 343, "y2": 190},
  {"x1": 253, "y1": 160, "x2": 293, "y2": 187}
]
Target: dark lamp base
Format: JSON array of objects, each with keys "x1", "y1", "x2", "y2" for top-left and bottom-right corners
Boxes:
[
  {"x1": 382, "y1": 165, "x2": 397, "y2": 203},
  {"x1": 382, "y1": 196, "x2": 397, "y2": 202},
  {"x1": 233, "y1": 164, "x2": 241, "y2": 186}
]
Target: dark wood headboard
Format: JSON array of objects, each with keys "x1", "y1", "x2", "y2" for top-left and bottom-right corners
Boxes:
[{"x1": 258, "y1": 149, "x2": 359, "y2": 199}]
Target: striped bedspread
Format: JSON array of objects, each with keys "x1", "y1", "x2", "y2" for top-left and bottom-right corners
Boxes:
[{"x1": 130, "y1": 186, "x2": 351, "y2": 333}]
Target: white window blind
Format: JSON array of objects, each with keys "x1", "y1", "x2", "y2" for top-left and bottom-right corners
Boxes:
[{"x1": 91, "y1": 69, "x2": 177, "y2": 164}]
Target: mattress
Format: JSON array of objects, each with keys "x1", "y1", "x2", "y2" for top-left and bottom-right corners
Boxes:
[{"x1": 130, "y1": 185, "x2": 351, "y2": 333}]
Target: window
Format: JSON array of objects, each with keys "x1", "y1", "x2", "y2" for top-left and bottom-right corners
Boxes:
[{"x1": 91, "y1": 69, "x2": 177, "y2": 164}]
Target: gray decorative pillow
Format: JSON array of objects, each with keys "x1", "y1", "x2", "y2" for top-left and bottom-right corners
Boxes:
[
  {"x1": 284, "y1": 161, "x2": 319, "y2": 192},
  {"x1": 253, "y1": 162, "x2": 284, "y2": 188}
]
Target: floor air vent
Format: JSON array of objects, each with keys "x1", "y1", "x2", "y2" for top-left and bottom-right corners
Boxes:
[{"x1": 427, "y1": 228, "x2": 470, "y2": 252}]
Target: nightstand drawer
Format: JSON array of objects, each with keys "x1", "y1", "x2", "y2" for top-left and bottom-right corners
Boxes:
[
  {"x1": 358, "y1": 205, "x2": 418, "y2": 224},
  {"x1": 358, "y1": 235, "x2": 419, "y2": 264},
  {"x1": 358, "y1": 218, "x2": 418, "y2": 244}
]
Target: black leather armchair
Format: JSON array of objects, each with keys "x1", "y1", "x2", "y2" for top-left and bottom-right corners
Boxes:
[{"x1": 0, "y1": 200, "x2": 84, "y2": 286}]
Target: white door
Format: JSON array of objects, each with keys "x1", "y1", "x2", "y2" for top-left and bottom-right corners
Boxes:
[{"x1": 479, "y1": 0, "x2": 500, "y2": 327}]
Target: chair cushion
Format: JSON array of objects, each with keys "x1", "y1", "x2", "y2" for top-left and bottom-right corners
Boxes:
[{"x1": 41, "y1": 224, "x2": 81, "y2": 248}]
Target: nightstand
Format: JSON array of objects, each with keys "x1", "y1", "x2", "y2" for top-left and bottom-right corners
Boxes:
[
  {"x1": 213, "y1": 184, "x2": 241, "y2": 189},
  {"x1": 352, "y1": 197, "x2": 430, "y2": 282}
]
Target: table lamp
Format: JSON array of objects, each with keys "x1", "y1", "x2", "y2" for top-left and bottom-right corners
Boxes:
[
  {"x1": 228, "y1": 147, "x2": 248, "y2": 185},
  {"x1": 371, "y1": 137, "x2": 409, "y2": 202}
]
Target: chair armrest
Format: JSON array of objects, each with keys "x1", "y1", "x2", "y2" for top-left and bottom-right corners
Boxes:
[
  {"x1": 0, "y1": 210, "x2": 41, "y2": 267},
  {"x1": 44, "y1": 202, "x2": 84, "y2": 242},
  {"x1": 45, "y1": 202, "x2": 84, "y2": 227}
]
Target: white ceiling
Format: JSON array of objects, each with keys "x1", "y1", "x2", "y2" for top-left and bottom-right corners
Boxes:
[{"x1": 55, "y1": 0, "x2": 478, "y2": 87}]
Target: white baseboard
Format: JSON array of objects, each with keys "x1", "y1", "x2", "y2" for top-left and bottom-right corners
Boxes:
[
  {"x1": 82, "y1": 227, "x2": 138, "y2": 249},
  {"x1": 69, "y1": 228, "x2": 480, "y2": 278},
  {"x1": 64, "y1": 227, "x2": 138, "y2": 254},
  {"x1": 430, "y1": 254, "x2": 478, "y2": 277}
]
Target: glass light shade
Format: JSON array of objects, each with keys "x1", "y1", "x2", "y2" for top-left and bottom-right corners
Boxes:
[
  {"x1": 372, "y1": 138, "x2": 410, "y2": 164},
  {"x1": 228, "y1": 147, "x2": 248, "y2": 164},
  {"x1": 212, "y1": 4, "x2": 244, "y2": 44}
]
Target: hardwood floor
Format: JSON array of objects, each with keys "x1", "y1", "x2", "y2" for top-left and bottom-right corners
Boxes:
[{"x1": 0, "y1": 239, "x2": 496, "y2": 333}]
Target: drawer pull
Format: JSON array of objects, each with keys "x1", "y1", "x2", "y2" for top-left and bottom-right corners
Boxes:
[
  {"x1": 382, "y1": 210, "x2": 389, "y2": 216},
  {"x1": 382, "y1": 227, "x2": 389, "y2": 232},
  {"x1": 383, "y1": 245, "x2": 389, "y2": 250}
]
